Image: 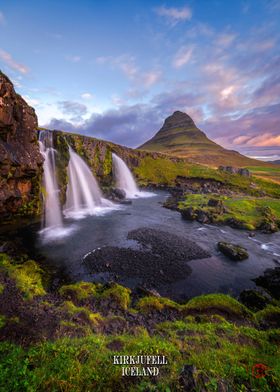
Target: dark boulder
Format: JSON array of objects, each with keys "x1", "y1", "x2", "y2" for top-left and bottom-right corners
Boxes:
[
  {"x1": 217, "y1": 242, "x2": 249, "y2": 261},
  {"x1": 180, "y1": 207, "x2": 197, "y2": 221},
  {"x1": 219, "y1": 166, "x2": 251, "y2": 177},
  {"x1": 239, "y1": 289, "x2": 270, "y2": 311},
  {"x1": 111, "y1": 188, "x2": 126, "y2": 200},
  {"x1": 253, "y1": 267, "x2": 280, "y2": 299}
]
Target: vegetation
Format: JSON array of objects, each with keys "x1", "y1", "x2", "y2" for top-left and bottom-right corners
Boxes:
[
  {"x1": 178, "y1": 194, "x2": 280, "y2": 231},
  {"x1": 0, "y1": 249, "x2": 280, "y2": 391}
]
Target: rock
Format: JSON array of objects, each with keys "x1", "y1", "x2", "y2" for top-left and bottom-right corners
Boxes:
[
  {"x1": 179, "y1": 364, "x2": 207, "y2": 392},
  {"x1": 118, "y1": 199, "x2": 132, "y2": 205},
  {"x1": 180, "y1": 207, "x2": 197, "y2": 220},
  {"x1": 218, "y1": 166, "x2": 251, "y2": 177},
  {"x1": 0, "y1": 72, "x2": 43, "y2": 222},
  {"x1": 208, "y1": 198, "x2": 223, "y2": 208},
  {"x1": 239, "y1": 289, "x2": 270, "y2": 311},
  {"x1": 253, "y1": 267, "x2": 280, "y2": 299},
  {"x1": 217, "y1": 242, "x2": 249, "y2": 261},
  {"x1": 197, "y1": 210, "x2": 210, "y2": 224},
  {"x1": 238, "y1": 168, "x2": 251, "y2": 177},
  {"x1": 111, "y1": 188, "x2": 126, "y2": 200},
  {"x1": 136, "y1": 286, "x2": 161, "y2": 297}
]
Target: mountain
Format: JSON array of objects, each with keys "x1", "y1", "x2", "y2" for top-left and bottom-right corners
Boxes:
[
  {"x1": 138, "y1": 111, "x2": 269, "y2": 167},
  {"x1": 269, "y1": 160, "x2": 280, "y2": 164}
]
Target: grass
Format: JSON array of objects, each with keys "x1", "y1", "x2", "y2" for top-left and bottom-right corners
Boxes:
[
  {"x1": 0, "y1": 317, "x2": 279, "y2": 392},
  {"x1": 179, "y1": 194, "x2": 280, "y2": 231}
]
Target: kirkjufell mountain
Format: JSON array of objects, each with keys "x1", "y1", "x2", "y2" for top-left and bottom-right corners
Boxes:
[{"x1": 139, "y1": 110, "x2": 263, "y2": 167}]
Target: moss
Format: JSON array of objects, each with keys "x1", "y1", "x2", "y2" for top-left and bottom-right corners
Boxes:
[
  {"x1": 0, "y1": 253, "x2": 46, "y2": 300},
  {"x1": 59, "y1": 282, "x2": 100, "y2": 301},
  {"x1": 184, "y1": 294, "x2": 253, "y2": 320},
  {"x1": 255, "y1": 305, "x2": 280, "y2": 325},
  {"x1": 103, "y1": 148, "x2": 112, "y2": 177},
  {"x1": 137, "y1": 296, "x2": 181, "y2": 313},
  {"x1": 100, "y1": 283, "x2": 131, "y2": 310},
  {"x1": 0, "y1": 315, "x2": 6, "y2": 329},
  {"x1": 0, "y1": 283, "x2": 4, "y2": 295},
  {"x1": 60, "y1": 301, "x2": 103, "y2": 327}
]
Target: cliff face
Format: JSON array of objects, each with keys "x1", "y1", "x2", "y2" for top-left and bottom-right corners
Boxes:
[{"x1": 0, "y1": 72, "x2": 43, "y2": 222}]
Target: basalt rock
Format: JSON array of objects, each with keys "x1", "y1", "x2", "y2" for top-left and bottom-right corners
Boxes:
[
  {"x1": 219, "y1": 166, "x2": 251, "y2": 177},
  {"x1": 0, "y1": 71, "x2": 43, "y2": 222},
  {"x1": 253, "y1": 267, "x2": 280, "y2": 299},
  {"x1": 217, "y1": 242, "x2": 249, "y2": 261}
]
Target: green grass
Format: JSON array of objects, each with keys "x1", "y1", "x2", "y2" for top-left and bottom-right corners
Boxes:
[{"x1": 179, "y1": 194, "x2": 280, "y2": 231}]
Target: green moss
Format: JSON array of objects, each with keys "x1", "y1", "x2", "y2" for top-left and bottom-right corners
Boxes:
[
  {"x1": 0, "y1": 254, "x2": 46, "y2": 300},
  {"x1": 185, "y1": 294, "x2": 253, "y2": 320},
  {"x1": 137, "y1": 296, "x2": 181, "y2": 313},
  {"x1": 100, "y1": 283, "x2": 131, "y2": 310},
  {"x1": 0, "y1": 283, "x2": 4, "y2": 295},
  {"x1": 103, "y1": 148, "x2": 112, "y2": 177},
  {"x1": 60, "y1": 301, "x2": 103, "y2": 327},
  {"x1": 255, "y1": 305, "x2": 280, "y2": 323},
  {"x1": 59, "y1": 282, "x2": 100, "y2": 301}
]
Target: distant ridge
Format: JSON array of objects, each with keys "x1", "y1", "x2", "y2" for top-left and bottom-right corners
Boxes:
[{"x1": 138, "y1": 111, "x2": 271, "y2": 168}]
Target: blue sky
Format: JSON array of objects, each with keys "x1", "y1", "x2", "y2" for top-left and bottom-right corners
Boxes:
[{"x1": 0, "y1": 0, "x2": 280, "y2": 159}]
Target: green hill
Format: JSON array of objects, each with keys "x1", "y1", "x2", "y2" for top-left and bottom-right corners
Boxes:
[{"x1": 138, "y1": 111, "x2": 271, "y2": 168}]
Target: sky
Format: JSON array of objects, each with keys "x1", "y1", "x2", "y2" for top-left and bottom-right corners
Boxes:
[{"x1": 0, "y1": 0, "x2": 280, "y2": 160}]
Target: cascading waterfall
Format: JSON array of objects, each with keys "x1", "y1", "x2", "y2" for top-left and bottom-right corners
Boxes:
[
  {"x1": 64, "y1": 147, "x2": 114, "y2": 219},
  {"x1": 112, "y1": 153, "x2": 155, "y2": 198},
  {"x1": 39, "y1": 130, "x2": 63, "y2": 230},
  {"x1": 112, "y1": 153, "x2": 139, "y2": 198}
]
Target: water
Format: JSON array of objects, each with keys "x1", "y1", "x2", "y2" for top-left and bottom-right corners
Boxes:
[
  {"x1": 39, "y1": 131, "x2": 66, "y2": 240},
  {"x1": 64, "y1": 147, "x2": 116, "y2": 219},
  {"x1": 33, "y1": 192, "x2": 280, "y2": 301},
  {"x1": 112, "y1": 153, "x2": 154, "y2": 199}
]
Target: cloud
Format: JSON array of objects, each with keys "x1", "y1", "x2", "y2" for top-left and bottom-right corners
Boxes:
[
  {"x1": 0, "y1": 49, "x2": 29, "y2": 74},
  {"x1": 0, "y1": 11, "x2": 4, "y2": 25},
  {"x1": 57, "y1": 100, "x2": 88, "y2": 122},
  {"x1": 173, "y1": 47, "x2": 193, "y2": 68},
  {"x1": 81, "y1": 93, "x2": 93, "y2": 100},
  {"x1": 155, "y1": 6, "x2": 192, "y2": 25},
  {"x1": 141, "y1": 70, "x2": 162, "y2": 87},
  {"x1": 23, "y1": 95, "x2": 40, "y2": 106}
]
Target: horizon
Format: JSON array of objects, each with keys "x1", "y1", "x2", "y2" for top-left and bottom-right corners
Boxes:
[{"x1": 0, "y1": 0, "x2": 279, "y2": 161}]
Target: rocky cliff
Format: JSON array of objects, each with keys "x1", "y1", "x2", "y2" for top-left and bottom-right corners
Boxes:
[{"x1": 0, "y1": 72, "x2": 43, "y2": 223}]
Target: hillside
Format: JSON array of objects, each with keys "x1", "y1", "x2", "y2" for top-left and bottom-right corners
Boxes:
[{"x1": 138, "y1": 111, "x2": 272, "y2": 168}]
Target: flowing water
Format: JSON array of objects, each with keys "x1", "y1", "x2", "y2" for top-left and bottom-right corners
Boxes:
[
  {"x1": 31, "y1": 192, "x2": 280, "y2": 301},
  {"x1": 64, "y1": 147, "x2": 115, "y2": 219},
  {"x1": 112, "y1": 153, "x2": 154, "y2": 198},
  {"x1": 39, "y1": 131, "x2": 67, "y2": 240}
]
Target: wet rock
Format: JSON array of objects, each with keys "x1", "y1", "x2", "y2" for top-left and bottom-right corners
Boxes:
[
  {"x1": 253, "y1": 267, "x2": 280, "y2": 299},
  {"x1": 111, "y1": 188, "x2": 126, "y2": 200},
  {"x1": 217, "y1": 242, "x2": 249, "y2": 261},
  {"x1": 239, "y1": 289, "x2": 270, "y2": 311},
  {"x1": 0, "y1": 71, "x2": 43, "y2": 222},
  {"x1": 180, "y1": 207, "x2": 197, "y2": 220},
  {"x1": 197, "y1": 210, "x2": 210, "y2": 224}
]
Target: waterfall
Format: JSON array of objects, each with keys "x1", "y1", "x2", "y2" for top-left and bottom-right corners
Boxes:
[
  {"x1": 39, "y1": 130, "x2": 63, "y2": 230},
  {"x1": 112, "y1": 153, "x2": 155, "y2": 199},
  {"x1": 112, "y1": 153, "x2": 139, "y2": 198},
  {"x1": 64, "y1": 147, "x2": 114, "y2": 219}
]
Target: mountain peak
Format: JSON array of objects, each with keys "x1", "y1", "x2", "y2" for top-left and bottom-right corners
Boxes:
[{"x1": 161, "y1": 111, "x2": 196, "y2": 131}]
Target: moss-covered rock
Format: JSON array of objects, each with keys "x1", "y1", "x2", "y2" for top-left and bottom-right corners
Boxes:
[{"x1": 0, "y1": 253, "x2": 46, "y2": 299}]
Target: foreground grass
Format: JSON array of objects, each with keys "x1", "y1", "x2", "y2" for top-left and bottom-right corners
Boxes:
[{"x1": 0, "y1": 319, "x2": 279, "y2": 392}]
